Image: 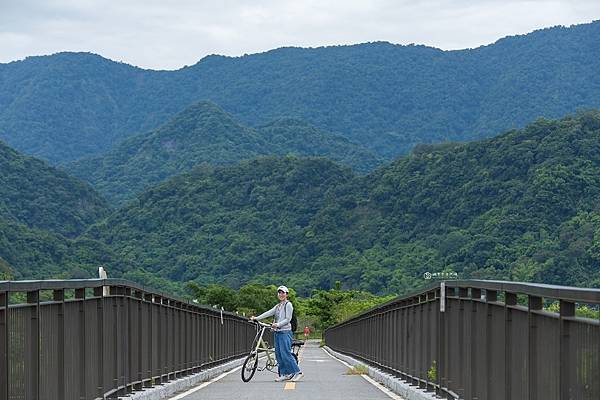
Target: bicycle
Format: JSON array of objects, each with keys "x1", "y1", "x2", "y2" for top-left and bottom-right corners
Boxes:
[{"x1": 241, "y1": 320, "x2": 303, "y2": 382}]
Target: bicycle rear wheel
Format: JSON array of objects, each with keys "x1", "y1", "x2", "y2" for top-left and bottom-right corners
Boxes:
[{"x1": 241, "y1": 352, "x2": 259, "y2": 382}]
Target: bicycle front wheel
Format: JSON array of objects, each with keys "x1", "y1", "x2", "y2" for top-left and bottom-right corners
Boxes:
[{"x1": 241, "y1": 352, "x2": 259, "y2": 382}]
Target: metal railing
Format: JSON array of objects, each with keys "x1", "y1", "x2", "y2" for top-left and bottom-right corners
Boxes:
[
  {"x1": 324, "y1": 280, "x2": 600, "y2": 400},
  {"x1": 0, "y1": 279, "x2": 255, "y2": 400}
]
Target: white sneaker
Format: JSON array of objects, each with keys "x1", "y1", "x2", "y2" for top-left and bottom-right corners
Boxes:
[
  {"x1": 275, "y1": 374, "x2": 292, "y2": 382},
  {"x1": 291, "y1": 372, "x2": 303, "y2": 382}
]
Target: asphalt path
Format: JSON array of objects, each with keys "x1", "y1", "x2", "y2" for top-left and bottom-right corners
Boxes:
[{"x1": 171, "y1": 339, "x2": 400, "y2": 400}]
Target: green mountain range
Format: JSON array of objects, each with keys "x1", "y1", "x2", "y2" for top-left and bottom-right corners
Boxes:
[
  {"x1": 65, "y1": 101, "x2": 380, "y2": 205},
  {"x1": 2, "y1": 21, "x2": 600, "y2": 163},
  {"x1": 78, "y1": 112, "x2": 600, "y2": 293},
  {"x1": 0, "y1": 140, "x2": 110, "y2": 237},
  {"x1": 0, "y1": 140, "x2": 112, "y2": 279}
]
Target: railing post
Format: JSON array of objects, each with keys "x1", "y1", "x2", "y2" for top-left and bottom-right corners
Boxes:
[
  {"x1": 528, "y1": 295, "x2": 542, "y2": 400},
  {"x1": 184, "y1": 304, "x2": 188, "y2": 373},
  {"x1": 504, "y1": 292, "x2": 517, "y2": 400},
  {"x1": 53, "y1": 289, "x2": 66, "y2": 400},
  {"x1": 426, "y1": 291, "x2": 435, "y2": 392},
  {"x1": 191, "y1": 305, "x2": 195, "y2": 369},
  {"x1": 408, "y1": 298, "x2": 414, "y2": 384},
  {"x1": 155, "y1": 295, "x2": 163, "y2": 384},
  {"x1": 559, "y1": 300, "x2": 575, "y2": 400},
  {"x1": 173, "y1": 300, "x2": 178, "y2": 378},
  {"x1": 0, "y1": 290, "x2": 8, "y2": 400},
  {"x1": 198, "y1": 308, "x2": 203, "y2": 370},
  {"x1": 144, "y1": 293, "x2": 153, "y2": 388},
  {"x1": 164, "y1": 296, "x2": 170, "y2": 380},
  {"x1": 436, "y1": 287, "x2": 443, "y2": 397},
  {"x1": 485, "y1": 289, "x2": 497, "y2": 400},
  {"x1": 124, "y1": 287, "x2": 132, "y2": 394},
  {"x1": 135, "y1": 290, "x2": 143, "y2": 391},
  {"x1": 202, "y1": 312, "x2": 208, "y2": 366},
  {"x1": 471, "y1": 288, "x2": 482, "y2": 400},
  {"x1": 197, "y1": 308, "x2": 202, "y2": 370},
  {"x1": 411, "y1": 298, "x2": 418, "y2": 385},
  {"x1": 442, "y1": 286, "x2": 453, "y2": 395},
  {"x1": 172, "y1": 301, "x2": 177, "y2": 378},
  {"x1": 93, "y1": 286, "x2": 105, "y2": 398},
  {"x1": 166, "y1": 297, "x2": 172, "y2": 379},
  {"x1": 26, "y1": 290, "x2": 40, "y2": 400},
  {"x1": 419, "y1": 295, "x2": 426, "y2": 389},
  {"x1": 392, "y1": 306, "x2": 398, "y2": 374},
  {"x1": 109, "y1": 286, "x2": 119, "y2": 396},
  {"x1": 75, "y1": 287, "x2": 86, "y2": 400},
  {"x1": 457, "y1": 287, "x2": 468, "y2": 399},
  {"x1": 179, "y1": 302, "x2": 184, "y2": 374},
  {"x1": 162, "y1": 296, "x2": 168, "y2": 380}
]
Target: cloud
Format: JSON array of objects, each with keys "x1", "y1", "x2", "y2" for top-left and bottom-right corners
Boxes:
[{"x1": 0, "y1": 0, "x2": 599, "y2": 69}]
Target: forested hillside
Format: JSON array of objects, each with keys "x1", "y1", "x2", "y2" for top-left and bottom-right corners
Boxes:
[
  {"x1": 0, "y1": 140, "x2": 110, "y2": 237},
  {"x1": 0, "y1": 140, "x2": 113, "y2": 280},
  {"x1": 84, "y1": 157, "x2": 355, "y2": 288},
  {"x1": 2, "y1": 22, "x2": 600, "y2": 163},
  {"x1": 306, "y1": 111, "x2": 600, "y2": 292},
  {"x1": 66, "y1": 101, "x2": 380, "y2": 205},
  {"x1": 80, "y1": 112, "x2": 600, "y2": 294}
]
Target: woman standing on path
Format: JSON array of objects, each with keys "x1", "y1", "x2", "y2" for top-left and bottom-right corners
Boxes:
[{"x1": 251, "y1": 285, "x2": 303, "y2": 382}]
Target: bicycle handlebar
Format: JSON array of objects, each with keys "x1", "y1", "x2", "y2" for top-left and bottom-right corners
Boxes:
[{"x1": 250, "y1": 319, "x2": 271, "y2": 328}]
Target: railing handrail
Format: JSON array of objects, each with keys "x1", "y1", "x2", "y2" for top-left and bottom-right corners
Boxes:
[
  {"x1": 449, "y1": 279, "x2": 600, "y2": 303},
  {"x1": 326, "y1": 279, "x2": 600, "y2": 331},
  {"x1": 0, "y1": 278, "x2": 247, "y2": 319}
]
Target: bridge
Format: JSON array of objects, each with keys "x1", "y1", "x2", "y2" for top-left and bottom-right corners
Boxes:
[{"x1": 0, "y1": 279, "x2": 598, "y2": 400}]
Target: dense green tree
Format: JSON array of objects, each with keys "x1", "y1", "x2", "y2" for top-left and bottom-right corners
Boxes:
[
  {"x1": 236, "y1": 284, "x2": 281, "y2": 316},
  {"x1": 0, "y1": 256, "x2": 13, "y2": 280},
  {"x1": 187, "y1": 282, "x2": 238, "y2": 311},
  {"x1": 305, "y1": 283, "x2": 395, "y2": 330}
]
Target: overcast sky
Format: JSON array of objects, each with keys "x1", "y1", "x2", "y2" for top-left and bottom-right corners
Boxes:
[{"x1": 1, "y1": 0, "x2": 599, "y2": 70}]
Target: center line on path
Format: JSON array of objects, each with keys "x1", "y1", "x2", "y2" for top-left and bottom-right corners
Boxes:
[{"x1": 284, "y1": 382, "x2": 296, "y2": 390}]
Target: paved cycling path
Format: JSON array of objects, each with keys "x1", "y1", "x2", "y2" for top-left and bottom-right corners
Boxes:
[{"x1": 170, "y1": 340, "x2": 400, "y2": 400}]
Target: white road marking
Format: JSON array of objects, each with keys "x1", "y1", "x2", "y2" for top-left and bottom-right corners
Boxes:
[
  {"x1": 321, "y1": 347, "x2": 405, "y2": 400},
  {"x1": 167, "y1": 365, "x2": 243, "y2": 400}
]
